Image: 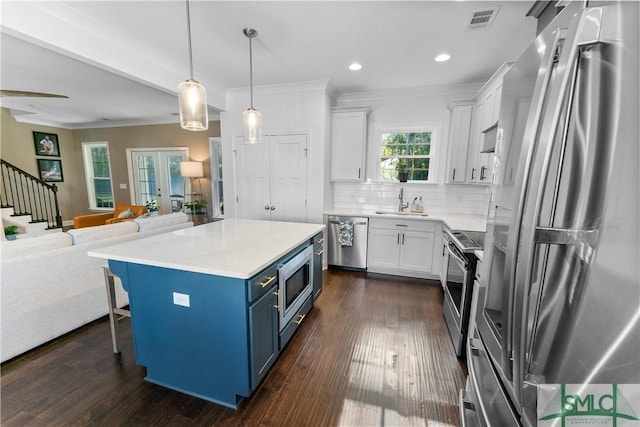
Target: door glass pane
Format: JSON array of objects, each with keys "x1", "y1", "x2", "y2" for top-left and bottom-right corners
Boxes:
[
  {"x1": 166, "y1": 155, "x2": 185, "y2": 212},
  {"x1": 166, "y1": 156, "x2": 185, "y2": 197},
  {"x1": 136, "y1": 155, "x2": 156, "y2": 205}
]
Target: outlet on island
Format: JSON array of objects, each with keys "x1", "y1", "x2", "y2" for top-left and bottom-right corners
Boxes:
[{"x1": 172, "y1": 292, "x2": 191, "y2": 307}]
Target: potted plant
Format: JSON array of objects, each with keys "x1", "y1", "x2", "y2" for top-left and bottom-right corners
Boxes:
[
  {"x1": 145, "y1": 199, "x2": 159, "y2": 212},
  {"x1": 184, "y1": 199, "x2": 208, "y2": 215},
  {"x1": 396, "y1": 160, "x2": 409, "y2": 183},
  {"x1": 4, "y1": 225, "x2": 19, "y2": 241}
]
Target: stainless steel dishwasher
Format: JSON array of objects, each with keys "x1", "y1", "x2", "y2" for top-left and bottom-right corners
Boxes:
[{"x1": 327, "y1": 216, "x2": 368, "y2": 270}]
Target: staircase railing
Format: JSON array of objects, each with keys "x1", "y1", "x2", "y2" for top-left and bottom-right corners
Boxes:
[{"x1": 1, "y1": 159, "x2": 63, "y2": 229}]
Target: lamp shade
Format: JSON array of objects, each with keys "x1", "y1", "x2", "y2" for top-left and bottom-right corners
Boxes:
[
  {"x1": 243, "y1": 107, "x2": 262, "y2": 144},
  {"x1": 178, "y1": 79, "x2": 208, "y2": 131},
  {"x1": 180, "y1": 161, "x2": 204, "y2": 178}
]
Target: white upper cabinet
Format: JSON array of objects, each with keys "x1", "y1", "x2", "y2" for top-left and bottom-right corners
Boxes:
[
  {"x1": 330, "y1": 108, "x2": 368, "y2": 182},
  {"x1": 446, "y1": 103, "x2": 474, "y2": 183},
  {"x1": 466, "y1": 102, "x2": 485, "y2": 183},
  {"x1": 449, "y1": 63, "x2": 511, "y2": 185}
]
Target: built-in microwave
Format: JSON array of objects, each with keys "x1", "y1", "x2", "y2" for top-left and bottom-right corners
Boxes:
[{"x1": 277, "y1": 245, "x2": 313, "y2": 332}]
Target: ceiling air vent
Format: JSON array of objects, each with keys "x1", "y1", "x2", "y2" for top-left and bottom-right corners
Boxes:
[{"x1": 466, "y1": 6, "x2": 500, "y2": 31}]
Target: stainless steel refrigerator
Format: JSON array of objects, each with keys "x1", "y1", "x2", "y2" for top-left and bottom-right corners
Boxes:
[{"x1": 462, "y1": 2, "x2": 639, "y2": 426}]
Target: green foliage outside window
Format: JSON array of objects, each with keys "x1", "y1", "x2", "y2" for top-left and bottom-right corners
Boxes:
[
  {"x1": 380, "y1": 131, "x2": 432, "y2": 181},
  {"x1": 90, "y1": 145, "x2": 114, "y2": 208}
]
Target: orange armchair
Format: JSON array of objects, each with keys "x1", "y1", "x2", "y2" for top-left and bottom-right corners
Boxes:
[{"x1": 73, "y1": 204, "x2": 147, "y2": 229}]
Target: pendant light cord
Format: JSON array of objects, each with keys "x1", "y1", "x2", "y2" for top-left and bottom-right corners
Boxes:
[
  {"x1": 249, "y1": 35, "x2": 254, "y2": 109},
  {"x1": 185, "y1": 0, "x2": 194, "y2": 80}
]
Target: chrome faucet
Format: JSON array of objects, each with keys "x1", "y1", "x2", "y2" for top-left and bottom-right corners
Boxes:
[{"x1": 398, "y1": 187, "x2": 409, "y2": 212}]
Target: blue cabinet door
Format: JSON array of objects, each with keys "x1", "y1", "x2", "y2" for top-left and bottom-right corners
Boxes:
[{"x1": 249, "y1": 286, "x2": 279, "y2": 389}]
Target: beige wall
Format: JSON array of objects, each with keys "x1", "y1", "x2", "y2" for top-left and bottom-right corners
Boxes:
[
  {"x1": 1, "y1": 108, "x2": 81, "y2": 220},
  {"x1": 1, "y1": 107, "x2": 220, "y2": 222}
]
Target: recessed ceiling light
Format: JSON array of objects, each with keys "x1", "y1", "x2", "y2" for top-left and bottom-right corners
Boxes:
[
  {"x1": 348, "y1": 63, "x2": 362, "y2": 71},
  {"x1": 435, "y1": 53, "x2": 451, "y2": 62}
]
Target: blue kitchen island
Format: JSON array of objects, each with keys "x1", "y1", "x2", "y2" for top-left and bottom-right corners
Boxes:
[{"x1": 89, "y1": 219, "x2": 325, "y2": 408}]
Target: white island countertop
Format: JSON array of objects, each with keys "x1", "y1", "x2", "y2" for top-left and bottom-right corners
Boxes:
[
  {"x1": 88, "y1": 219, "x2": 325, "y2": 279},
  {"x1": 324, "y1": 208, "x2": 487, "y2": 232}
]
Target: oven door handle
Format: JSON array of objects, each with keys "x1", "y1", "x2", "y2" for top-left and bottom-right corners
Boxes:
[{"x1": 447, "y1": 242, "x2": 469, "y2": 269}]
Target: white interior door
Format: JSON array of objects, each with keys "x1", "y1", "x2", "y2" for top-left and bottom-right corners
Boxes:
[
  {"x1": 234, "y1": 133, "x2": 308, "y2": 222},
  {"x1": 128, "y1": 149, "x2": 188, "y2": 214},
  {"x1": 270, "y1": 134, "x2": 307, "y2": 222},
  {"x1": 235, "y1": 136, "x2": 270, "y2": 220}
]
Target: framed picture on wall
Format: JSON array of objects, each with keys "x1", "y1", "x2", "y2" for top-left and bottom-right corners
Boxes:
[
  {"x1": 36, "y1": 159, "x2": 64, "y2": 182},
  {"x1": 33, "y1": 131, "x2": 61, "y2": 157}
]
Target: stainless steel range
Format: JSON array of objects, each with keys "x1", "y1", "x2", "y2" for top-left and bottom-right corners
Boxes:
[{"x1": 441, "y1": 228, "x2": 484, "y2": 357}]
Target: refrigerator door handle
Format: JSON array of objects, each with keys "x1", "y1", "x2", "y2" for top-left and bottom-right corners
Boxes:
[
  {"x1": 503, "y1": 28, "x2": 570, "y2": 384},
  {"x1": 458, "y1": 389, "x2": 476, "y2": 427},
  {"x1": 520, "y1": 6, "x2": 606, "y2": 296},
  {"x1": 534, "y1": 227, "x2": 598, "y2": 262},
  {"x1": 466, "y1": 338, "x2": 487, "y2": 420}
]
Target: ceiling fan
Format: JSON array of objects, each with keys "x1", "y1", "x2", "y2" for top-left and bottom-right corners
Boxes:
[{"x1": 0, "y1": 90, "x2": 68, "y2": 99}]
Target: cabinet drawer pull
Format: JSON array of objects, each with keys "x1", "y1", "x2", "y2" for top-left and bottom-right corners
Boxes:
[
  {"x1": 395, "y1": 224, "x2": 408, "y2": 227},
  {"x1": 316, "y1": 237, "x2": 324, "y2": 243},
  {"x1": 259, "y1": 276, "x2": 276, "y2": 288},
  {"x1": 294, "y1": 313, "x2": 306, "y2": 325},
  {"x1": 314, "y1": 249, "x2": 324, "y2": 256}
]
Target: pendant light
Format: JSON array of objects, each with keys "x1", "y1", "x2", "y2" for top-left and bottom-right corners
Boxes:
[
  {"x1": 242, "y1": 28, "x2": 261, "y2": 144},
  {"x1": 178, "y1": 0, "x2": 208, "y2": 131}
]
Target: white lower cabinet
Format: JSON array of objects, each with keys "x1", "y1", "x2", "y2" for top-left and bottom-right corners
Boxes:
[
  {"x1": 367, "y1": 218, "x2": 437, "y2": 279},
  {"x1": 367, "y1": 228, "x2": 401, "y2": 269}
]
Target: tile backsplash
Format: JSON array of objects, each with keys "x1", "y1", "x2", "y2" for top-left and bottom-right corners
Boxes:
[{"x1": 333, "y1": 182, "x2": 491, "y2": 216}]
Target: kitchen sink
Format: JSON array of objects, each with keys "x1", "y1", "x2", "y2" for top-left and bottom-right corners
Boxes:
[{"x1": 375, "y1": 210, "x2": 428, "y2": 217}]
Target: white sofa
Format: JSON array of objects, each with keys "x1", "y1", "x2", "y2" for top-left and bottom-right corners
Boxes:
[{"x1": 0, "y1": 212, "x2": 194, "y2": 362}]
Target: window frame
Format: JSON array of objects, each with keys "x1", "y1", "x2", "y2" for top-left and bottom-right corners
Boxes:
[
  {"x1": 82, "y1": 141, "x2": 115, "y2": 211},
  {"x1": 374, "y1": 125, "x2": 439, "y2": 183}
]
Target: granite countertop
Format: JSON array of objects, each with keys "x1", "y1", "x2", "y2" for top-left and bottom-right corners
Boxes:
[
  {"x1": 324, "y1": 208, "x2": 487, "y2": 232},
  {"x1": 88, "y1": 219, "x2": 325, "y2": 279}
]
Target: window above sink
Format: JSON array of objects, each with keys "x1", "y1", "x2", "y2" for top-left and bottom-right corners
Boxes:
[{"x1": 376, "y1": 125, "x2": 439, "y2": 184}]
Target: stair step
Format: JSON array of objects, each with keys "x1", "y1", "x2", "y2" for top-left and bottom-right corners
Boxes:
[{"x1": 29, "y1": 219, "x2": 49, "y2": 224}]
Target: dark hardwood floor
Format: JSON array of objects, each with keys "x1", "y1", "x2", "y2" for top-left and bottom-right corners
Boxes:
[{"x1": 1, "y1": 270, "x2": 467, "y2": 426}]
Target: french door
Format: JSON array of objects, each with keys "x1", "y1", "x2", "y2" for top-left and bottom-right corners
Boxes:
[{"x1": 127, "y1": 149, "x2": 188, "y2": 214}]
